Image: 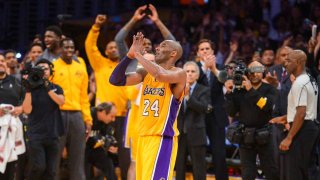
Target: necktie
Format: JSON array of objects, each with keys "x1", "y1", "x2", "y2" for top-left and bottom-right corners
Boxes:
[
  {"x1": 281, "y1": 70, "x2": 287, "y2": 81},
  {"x1": 206, "y1": 70, "x2": 211, "y2": 85}
]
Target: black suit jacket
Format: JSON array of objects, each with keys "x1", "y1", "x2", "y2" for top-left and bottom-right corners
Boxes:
[
  {"x1": 268, "y1": 64, "x2": 291, "y2": 116},
  {"x1": 177, "y1": 83, "x2": 211, "y2": 146},
  {"x1": 196, "y1": 62, "x2": 228, "y2": 127}
]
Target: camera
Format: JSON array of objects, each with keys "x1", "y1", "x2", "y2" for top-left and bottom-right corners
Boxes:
[
  {"x1": 23, "y1": 66, "x2": 45, "y2": 89},
  {"x1": 226, "y1": 122, "x2": 245, "y2": 144},
  {"x1": 88, "y1": 129, "x2": 118, "y2": 150},
  {"x1": 232, "y1": 60, "x2": 248, "y2": 89},
  {"x1": 91, "y1": 134, "x2": 118, "y2": 150}
]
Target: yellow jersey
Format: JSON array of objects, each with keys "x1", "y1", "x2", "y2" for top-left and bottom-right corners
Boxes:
[
  {"x1": 138, "y1": 73, "x2": 183, "y2": 137},
  {"x1": 51, "y1": 57, "x2": 92, "y2": 125},
  {"x1": 85, "y1": 25, "x2": 129, "y2": 116}
]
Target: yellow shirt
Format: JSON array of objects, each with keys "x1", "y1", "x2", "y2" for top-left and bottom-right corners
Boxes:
[
  {"x1": 85, "y1": 25, "x2": 128, "y2": 116},
  {"x1": 51, "y1": 57, "x2": 92, "y2": 125},
  {"x1": 138, "y1": 74, "x2": 183, "y2": 137}
]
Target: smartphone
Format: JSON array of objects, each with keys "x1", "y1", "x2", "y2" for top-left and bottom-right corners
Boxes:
[{"x1": 312, "y1": 25, "x2": 317, "y2": 40}]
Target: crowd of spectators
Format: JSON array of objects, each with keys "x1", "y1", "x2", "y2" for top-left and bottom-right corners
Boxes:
[{"x1": 1, "y1": 0, "x2": 320, "y2": 179}]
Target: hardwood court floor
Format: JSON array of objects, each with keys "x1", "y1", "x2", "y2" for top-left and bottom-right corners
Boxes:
[{"x1": 115, "y1": 168, "x2": 243, "y2": 179}]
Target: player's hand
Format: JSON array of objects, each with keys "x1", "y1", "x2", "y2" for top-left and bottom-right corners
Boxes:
[
  {"x1": 133, "y1": 5, "x2": 147, "y2": 21},
  {"x1": 128, "y1": 32, "x2": 145, "y2": 59},
  {"x1": 148, "y1": 4, "x2": 159, "y2": 22},
  {"x1": 95, "y1": 14, "x2": 107, "y2": 27}
]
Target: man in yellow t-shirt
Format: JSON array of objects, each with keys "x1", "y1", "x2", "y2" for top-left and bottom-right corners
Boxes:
[
  {"x1": 85, "y1": 15, "x2": 131, "y2": 179},
  {"x1": 52, "y1": 38, "x2": 92, "y2": 180}
]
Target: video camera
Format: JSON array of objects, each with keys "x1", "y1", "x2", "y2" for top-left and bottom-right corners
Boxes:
[
  {"x1": 22, "y1": 66, "x2": 45, "y2": 89},
  {"x1": 232, "y1": 60, "x2": 248, "y2": 89},
  {"x1": 88, "y1": 128, "x2": 118, "y2": 151},
  {"x1": 92, "y1": 134, "x2": 118, "y2": 150}
]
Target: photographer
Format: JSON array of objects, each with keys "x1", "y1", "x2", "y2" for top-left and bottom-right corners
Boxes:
[
  {"x1": 224, "y1": 61, "x2": 279, "y2": 180},
  {"x1": 85, "y1": 102, "x2": 117, "y2": 180},
  {"x1": 22, "y1": 58, "x2": 64, "y2": 180}
]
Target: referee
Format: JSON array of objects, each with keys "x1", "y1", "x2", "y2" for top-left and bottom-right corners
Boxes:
[{"x1": 270, "y1": 50, "x2": 319, "y2": 180}]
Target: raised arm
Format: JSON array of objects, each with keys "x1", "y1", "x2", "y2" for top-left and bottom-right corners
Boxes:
[
  {"x1": 148, "y1": 4, "x2": 175, "y2": 41},
  {"x1": 115, "y1": 5, "x2": 147, "y2": 58},
  {"x1": 130, "y1": 33, "x2": 185, "y2": 84},
  {"x1": 85, "y1": 14, "x2": 107, "y2": 69},
  {"x1": 109, "y1": 35, "x2": 148, "y2": 86}
]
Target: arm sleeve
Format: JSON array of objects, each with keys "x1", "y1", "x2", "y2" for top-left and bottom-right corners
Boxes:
[
  {"x1": 109, "y1": 56, "x2": 132, "y2": 86},
  {"x1": 114, "y1": 28, "x2": 129, "y2": 59}
]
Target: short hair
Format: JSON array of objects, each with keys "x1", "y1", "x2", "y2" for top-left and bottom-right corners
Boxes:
[
  {"x1": 60, "y1": 37, "x2": 74, "y2": 47},
  {"x1": 196, "y1": 39, "x2": 215, "y2": 52},
  {"x1": 45, "y1": 25, "x2": 62, "y2": 38},
  {"x1": 4, "y1": 49, "x2": 16, "y2": 57},
  {"x1": 30, "y1": 42, "x2": 43, "y2": 50},
  {"x1": 183, "y1": 61, "x2": 200, "y2": 74},
  {"x1": 96, "y1": 102, "x2": 115, "y2": 115}
]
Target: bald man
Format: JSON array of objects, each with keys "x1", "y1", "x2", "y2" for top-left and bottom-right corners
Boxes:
[
  {"x1": 110, "y1": 32, "x2": 186, "y2": 180},
  {"x1": 271, "y1": 50, "x2": 319, "y2": 180},
  {"x1": 225, "y1": 60, "x2": 279, "y2": 180}
]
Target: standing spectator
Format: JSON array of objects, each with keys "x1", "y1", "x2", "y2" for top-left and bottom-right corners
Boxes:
[
  {"x1": 52, "y1": 38, "x2": 92, "y2": 180},
  {"x1": 85, "y1": 14, "x2": 131, "y2": 179},
  {"x1": 195, "y1": 39, "x2": 229, "y2": 180},
  {"x1": 23, "y1": 43, "x2": 44, "y2": 71},
  {"x1": 38, "y1": 26, "x2": 62, "y2": 62},
  {"x1": 265, "y1": 46, "x2": 293, "y2": 172},
  {"x1": 176, "y1": 61, "x2": 212, "y2": 180},
  {"x1": 271, "y1": 50, "x2": 319, "y2": 180},
  {"x1": 22, "y1": 59, "x2": 64, "y2": 180},
  {"x1": 261, "y1": 48, "x2": 275, "y2": 69},
  {"x1": 4, "y1": 49, "x2": 20, "y2": 80},
  {"x1": 0, "y1": 53, "x2": 24, "y2": 180}
]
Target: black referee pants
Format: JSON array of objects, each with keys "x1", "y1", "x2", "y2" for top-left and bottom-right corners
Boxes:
[{"x1": 280, "y1": 120, "x2": 319, "y2": 180}]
